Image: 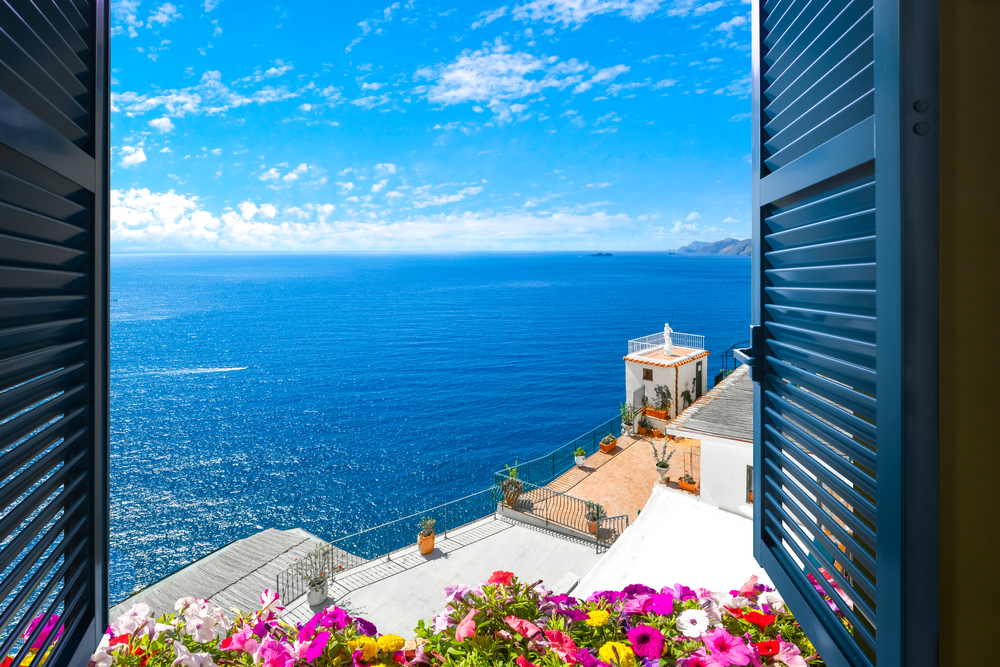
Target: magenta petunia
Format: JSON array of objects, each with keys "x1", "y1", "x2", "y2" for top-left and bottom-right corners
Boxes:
[
  {"x1": 648, "y1": 592, "x2": 675, "y2": 616},
  {"x1": 702, "y1": 627, "x2": 753, "y2": 667},
  {"x1": 627, "y1": 624, "x2": 665, "y2": 660}
]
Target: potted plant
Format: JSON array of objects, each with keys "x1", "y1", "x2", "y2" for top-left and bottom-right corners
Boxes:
[
  {"x1": 574, "y1": 447, "x2": 586, "y2": 466},
  {"x1": 652, "y1": 427, "x2": 663, "y2": 438},
  {"x1": 584, "y1": 501, "x2": 606, "y2": 534},
  {"x1": 418, "y1": 517, "x2": 436, "y2": 555},
  {"x1": 620, "y1": 402, "x2": 637, "y2": 436},
  {"x1": 599, "y1": 433, "x2": 617, "y2": 454},
  {"x1": 646, "y1": 385, "x2": 671, "y2": 419},
  {"x1": 502, "y1": 461, "x2": 525, "y2": 508},
  {"x1": 637, "y1": 417, "x2": 652, "y2": 437},
  {"x1": 292, "y1": 543, "x2": 334, "y2": 606},
  {"x1": 650, "y1": 441, "x2": 676, "y2": 484},
  {"x1": 679, "y1": 472, "x2": 698, "y2": 493}
]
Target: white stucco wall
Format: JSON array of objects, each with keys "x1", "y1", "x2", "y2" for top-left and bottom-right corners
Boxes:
[
  {"x1": 624, "y1": 360, "x2": 677, "y2": 417},
  {"x1": 697, "y1": 434, "x2": 754, "y2": 518},
  {"x1": 576, "y1": 485, "x2": 769, "y2": 596}
]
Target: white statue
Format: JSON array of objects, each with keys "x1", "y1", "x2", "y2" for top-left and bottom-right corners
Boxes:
[{"x1": 663, "y1": 322, "x2": 674, "y2": 355}]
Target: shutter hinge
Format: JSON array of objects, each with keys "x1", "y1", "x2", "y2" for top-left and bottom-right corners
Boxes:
[{"x1": 734, "y1": 325, "x2": 765, "y2": 383}]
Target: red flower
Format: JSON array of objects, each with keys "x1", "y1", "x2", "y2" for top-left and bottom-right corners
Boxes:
[
  {"x1": 755, "y1": 641, "x2": 780, "y2": 657},
  {"x1": 108, "y1": 634, "x2": 131, "y2": 647},
  {"x1": 724, "y1": 606, "x2": 744, "y2": 619},
  {"x1": 2, "y1": 657, "x2": 13, "y2": 667},
  {"x1": 488, "y1": 571, "x2": 514, "y2": 585},
  {"x1": 743, "y1": 611, "x2": 776, "y2": 629}
]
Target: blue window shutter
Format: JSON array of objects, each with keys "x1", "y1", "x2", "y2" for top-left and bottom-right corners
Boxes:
[
  {"x1": 750, "y1": 1, "x2": 939, "y2": 666},
  {"x1": 0, "y1": 0, "x2": 110, "y2": 663}
]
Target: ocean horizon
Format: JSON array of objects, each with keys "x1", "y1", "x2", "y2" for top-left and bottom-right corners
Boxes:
[{"x1": 109, "y1": 251, "x2": 750, "y2": 603}]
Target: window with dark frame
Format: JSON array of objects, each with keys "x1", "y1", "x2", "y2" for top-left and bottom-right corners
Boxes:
[{"x1": 642, "y1": 368, "x2": 653, "y2": 381}]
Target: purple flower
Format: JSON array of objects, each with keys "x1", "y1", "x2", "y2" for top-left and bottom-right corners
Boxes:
[
  {"x1": 543, "y1": 594, "x2": 578, "y2": 607},
  {"x1": 442, "y1": 584, "x2": 471, "y2": 605},
  {"x1": 575, "y1": 648, "x2": 611, "y2": 667},
  {"x1": 627, "y1": 625, "x2": 666, "y2": 660},
  {"x1": 354, "y1": 616, "x2": 377, "y2": 636},
  {"x1": 558, "y1": 609, "x2": 592, "y2": 622},
  {"x1": 622, "y1": 584, "x2": 656, "y2": 598},
  {"x1": 24, "y1": 614, "x2": 63, "y2": 651},
  {"x1": 588, "y1": 590, "x2": 626, "y2": 605}
]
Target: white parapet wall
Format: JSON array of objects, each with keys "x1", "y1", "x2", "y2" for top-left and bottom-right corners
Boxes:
[
  {"x1": 575, "y1": 484, "x2": 769, "y2": 597},
  {"x1": 699, "y1": 434, "x2": 754, "y2": 518}
]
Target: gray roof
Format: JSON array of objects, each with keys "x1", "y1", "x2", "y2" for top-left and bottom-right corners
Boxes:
[
  {"x1": 110, "y1": 528, "x2": 325, "y2": 618},
  {"x1": 668, "y1": 364, "x2": 753, "y2": 442}
]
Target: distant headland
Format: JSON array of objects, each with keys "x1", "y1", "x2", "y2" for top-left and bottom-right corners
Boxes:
[
  {"x1": 675, "y1": 238, "x2": 751, "y2": 256},
  {"x1": 588, "y1": 252, "x2": 613, "y2": 257}
]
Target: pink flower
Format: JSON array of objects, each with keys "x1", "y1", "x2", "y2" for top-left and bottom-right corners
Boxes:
[
  {"x1": 648, "y1": 592, "x2": 674, "y2": 615},
  {"x1": 621, "y1": 595, "x2": 652, "y2": 615},
  {"x1": 456, "y1": 609, "x2": 478, "y2": 642},
  {"x1": 737, "y1": 577, "x2": 759, "y2": 600},
  {"x1": 24, "y1": 614, "x2": 63, "y2": 651},
  {"x1": 515, "y1": 656, "x2": 540, "y2": 667},
  {"x1": 505, "y1": 616, "x2": 542, "y2": 640},
  {"x1": 667, "y1": 583, "x2": 698, "y2": 601},
  {"x1": 220, "y1": 627, "x2": 259, "y2": 655},
  {"x1": 543, "y1": 630, "x2": 578, "y2": 664},
  {"x1": 254, "y1": 638, "x2": 294, "y2": 667},
  {"x1": 626, "y1": 625, "x2": 665, "y2": 660},
  {"x1": 774, "y1": 640, "x2": 808, "y2": 667},
  {"x1": 702, "y1": 627, "x2": 753, "y2": 666},
  {"x1": 681, "y1": 648, "x2": 723, "y2": 667}
]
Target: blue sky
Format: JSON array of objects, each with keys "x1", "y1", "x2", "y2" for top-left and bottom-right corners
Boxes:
[{"x1": 110, "y1": 0, "x2": 752, "y2": 251}]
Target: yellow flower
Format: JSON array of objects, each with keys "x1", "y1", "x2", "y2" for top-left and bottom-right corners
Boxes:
[
  {"x1": 377, "y1": 634, "x2": 406, "y2": 653},
  {"x1": 347, "y1": 637, "x2": 379, "y2": 662},
  {"x1": 599, "y1": 642, "x2": 635, "y2": 667},
  {"x1": 586, "y1": 609, "x2": 611, "y2": 627}
]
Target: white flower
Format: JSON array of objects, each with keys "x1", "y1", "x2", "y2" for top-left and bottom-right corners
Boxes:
[
  {"x1": 173, "y1": 644, "x2": 217, "y2": 667},
  {"x1": 186, "y1": 615, "x2": 219, "y2": 643},
  {"x1": 175, "y1": 597, "x2": 203, "y2": 615},
  {"x1": 677, "y1": 609, "x2": 711, "y2": 638}
]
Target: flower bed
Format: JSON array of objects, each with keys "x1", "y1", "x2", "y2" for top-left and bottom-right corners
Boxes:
[{"x1": 9, "y1": 573, "x2": 834, "y2": 667}]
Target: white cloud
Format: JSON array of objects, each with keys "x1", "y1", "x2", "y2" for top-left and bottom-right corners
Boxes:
[
  {"x1": 714, "y1": 75, "x2": 751, "y2": 97},
  {"x1": 111, "y1": 188, "x2": 632, "y2": 251},
  {"x1": 371, "y1": 179, "x2": 389, "y2": 192},
  {"x1": 119, "y1": 146, "x2": 147, "y2": 167},
  {"x1": 282, "y1": 163, "x2": 308, "y2": 182},
  {"x1": 203, "y1": 0, "x2": 222, "y2": 10},
  {"x1": 715, "y1": 14, "x2": 748, "y2": 35},
  {"x1": 415, "y1": 39, "x2": 588, "y2": 117},
  {"x1": 336, "y1": 182, "x2": 355, "y2": 194},
  {"x1": 375, "y1": 163, "x2": 397, "y2": 175},
  {"x1": 514, "y1": 0, "x2": 665, "y2": 26},
  {"x1": 338, "y1": 167, "x2": 355, "y2": 176},
  {"x1": 472, "y1": 6, "x2": 508, "y2": 29},
  {"x1": 573, "y1": 64, "x2": 629, "y2": 94},
  {"x1": 113, "y1": 70, "x2": 301, "y2": 117},
  {"x1": 346, "y1": 2, "x2": 401, "y2": 53},
  {"x1": 723, "y1": 216, "x2": 739, "y2": 223},
  {"x1": 587, "y1": 182, "x2": 612, "y2": 188},
  {"x1": 148, "y1": 116, "x2": 175, "y2": 132},
  {"x1": 561, "y1": 109, "x2": 585, "y2": 128},
  {"x1": 652, "y1": 78, "x2": 677, "y2": 89},
  {"x1": 148, "y1": 3, "x2": 182, "y2": 26},
  {"x1": 160, "y1": 147, "x2": 172, "y2": 153},
  {"x1": 728, "y1": 111, "x2": 751, "y2": 121},
  {"x1": 686, "y1": 211, "x2": 702, "y2": 221},
  {"x1": 259, "y1": 168, "x2": 280, "y2": 181},
  {"x1": 667, "y1": 0, "x2": 726, "y2": 17},
  {"x1": 412, "y1": 186, "x2": 483, "y2": 209}
]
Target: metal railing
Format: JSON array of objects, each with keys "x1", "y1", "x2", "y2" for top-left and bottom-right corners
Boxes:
[
  {"x1": 498, "y1": 416, "x2": 620, "y2": 488},
  {"x1": 716, "y1": 339, "x2": 750, "y2": 383},
  {"x1": 276, "y1": 488, "x2": 497, "y2": 602},
  {"x1": 494, "y1": 475, "x2": 629, "y2": 553},
  {"x1": 627, "y1": 331, "x2": 705, "y2": 356}
]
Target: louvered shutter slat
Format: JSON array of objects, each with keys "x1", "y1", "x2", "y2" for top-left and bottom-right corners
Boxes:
[{"x1": 0, "y1": 0, "x2": 106, "y2": 656}]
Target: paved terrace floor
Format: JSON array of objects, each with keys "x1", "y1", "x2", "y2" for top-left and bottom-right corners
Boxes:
[
  {"x1": 547, "y1": 434, "x2": 702, "y2": 522},
  {"x1": 283, "y1": 515, "x2": 603, "y2": 637}
]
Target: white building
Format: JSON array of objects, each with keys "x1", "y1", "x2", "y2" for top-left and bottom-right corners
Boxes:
[
  {"x1": 666, "y1": 363, "x2": 753, "y2": 518},
  {"x1": 623, "y1": 324, "x2": 709, "y2": 421}
]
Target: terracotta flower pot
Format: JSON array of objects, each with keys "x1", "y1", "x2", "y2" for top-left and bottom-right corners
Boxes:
[
  {"x1": 652, "y1": 428, "x2": 663, "y2": 438},
  {"x1": 647, "y1": 408, "x2": 667, "y2": 420},
  {"x1": 587, "y1": 521, "x2": 597, "y2": 534},
  {"x1": 418, "y1": 532, "x2": 435, "y2": 555},
  {"x1": 599, "y1": 438, "x2": 617, "y2": 454},
  {"x1": 504, "y1": 490, "x2": 521, "y2": 508},
  {"x1": 679, "y1": 479, "x2": 698, "y2": 493},
  {"x1": 637, "y1": 426, "x2": 649, "y2": 436}
]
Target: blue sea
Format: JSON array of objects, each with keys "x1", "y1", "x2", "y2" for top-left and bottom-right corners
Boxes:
[{"x1": 109, "y1": 252, "x2": 750, "y2": 604}]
